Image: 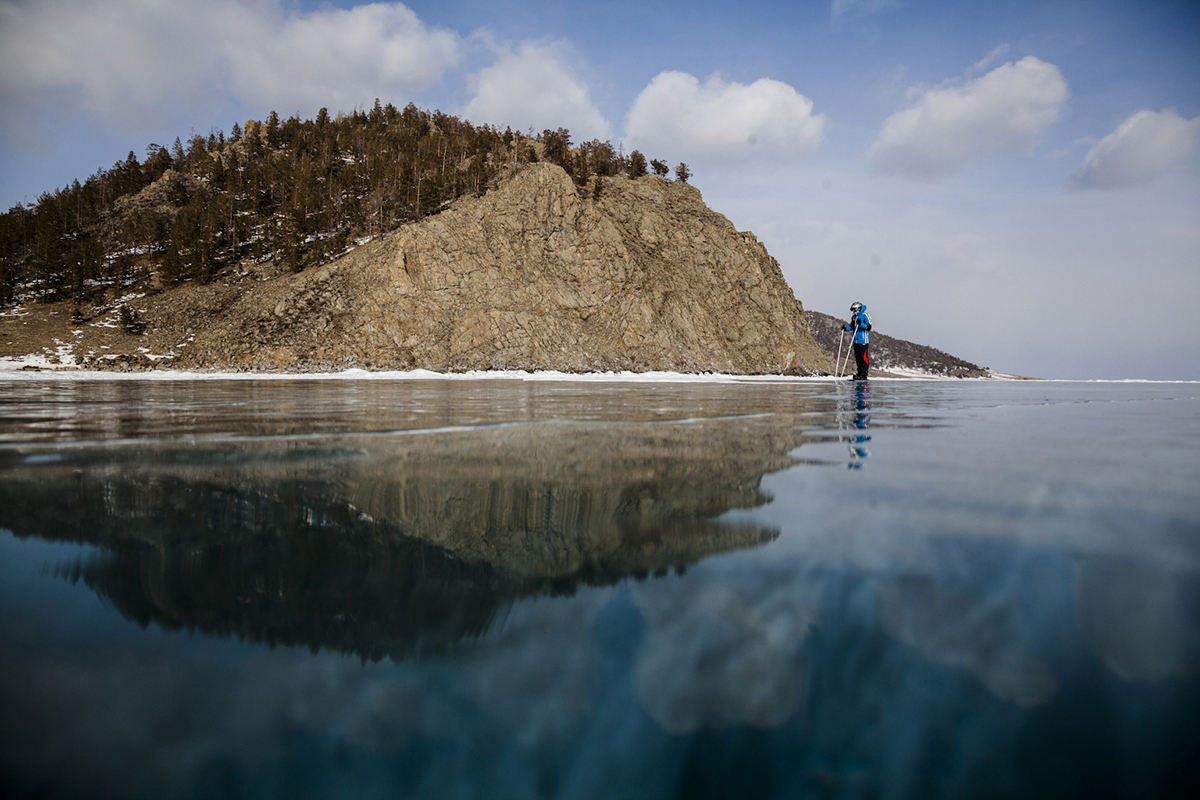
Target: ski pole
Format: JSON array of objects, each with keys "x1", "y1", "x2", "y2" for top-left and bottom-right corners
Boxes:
[
  {"x1": 840, "y1": 325, "x2": 858, "y2": 377},
  {"x1": 835, "y1": 329, "x2": 845, "y2": 378}
]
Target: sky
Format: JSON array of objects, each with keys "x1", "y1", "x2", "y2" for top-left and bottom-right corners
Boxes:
[{"x1": 1, "y1": 0, "x2": 1197, "y2": 379}]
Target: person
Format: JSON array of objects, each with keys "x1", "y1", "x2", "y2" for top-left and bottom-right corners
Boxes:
[{"x1": 842, "y1": 302, "x2": 872, "y2": 380}]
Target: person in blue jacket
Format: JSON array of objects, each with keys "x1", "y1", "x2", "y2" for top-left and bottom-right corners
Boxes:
[{"x1": 843, "y1": 302, "x2": 872, "y2": 380}]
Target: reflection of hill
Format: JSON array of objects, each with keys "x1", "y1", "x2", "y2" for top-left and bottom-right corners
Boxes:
[
  {"x1": 64, "y1": 521, "x2": 506, "y2": 662},
  {"x1": 0, "y1": 416, "x2": 798, "y2": 661}
]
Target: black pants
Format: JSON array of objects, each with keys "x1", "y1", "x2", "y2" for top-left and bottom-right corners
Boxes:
[{"x1": 853, "y1": 343, "x2": 869, "y2": 378}]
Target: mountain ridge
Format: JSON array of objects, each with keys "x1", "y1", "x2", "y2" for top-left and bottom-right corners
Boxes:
[{"x1": 2, "y1": 162, "x2": 834, "y2": 375}]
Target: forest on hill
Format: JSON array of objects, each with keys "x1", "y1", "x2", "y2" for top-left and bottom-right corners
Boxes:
[{"x1": 0, "y1": 102, "x2": 682, "y2": 311}]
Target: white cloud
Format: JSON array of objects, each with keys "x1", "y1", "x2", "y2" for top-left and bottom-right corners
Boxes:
[
  {"x1": 227, "y1": 2, "x2": 460, "y2": 115},
  {"x1": 0, "y1": 0, "x2": 460, "y2": 143},
  {"x1": 461, "y1": 42, "x2": 611, "y2": 141},
  {"x1": 625, "y1": 72, "x2": 826, "y2": 162},
  {"x1": 969, "y1": 43, "x2": 1010, "y2": 75},
  {"x1": 0, "y1": 0, "x2": 216, "y2": 139},
  {"x1": 632, "y1": 572, "x2": 819, "y2": 733},
  {"x1": 1069, "y1": 108, "x2": 1200, "y2": 190},
  {"x1": 867, "y1": 56, "x2": 1068, "y2": 181}
]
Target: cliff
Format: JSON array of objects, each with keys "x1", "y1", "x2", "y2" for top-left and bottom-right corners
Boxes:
[{"x1": 1, "y1": 163, "x2": 834, "y2": 375}]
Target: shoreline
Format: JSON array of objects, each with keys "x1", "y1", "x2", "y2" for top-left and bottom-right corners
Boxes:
[
  {"x1": 12, "y1": 365, "x2": 1182, "y2": 384},
  {"x1": 0, "y1": 365, "x2": 950, "y2": 383},
  {"x1": 7, "y1": 362, "x2": 1192, "y2": 383}
]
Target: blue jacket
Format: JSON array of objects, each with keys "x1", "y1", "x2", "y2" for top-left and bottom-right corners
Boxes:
[{"x1": 844, "y1": 310, "x2": 872, "y2": 344}]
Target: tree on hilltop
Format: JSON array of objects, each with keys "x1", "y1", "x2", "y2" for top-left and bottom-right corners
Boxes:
[
  {"x1": 541, "y1": 128, "x2": 573, "y2": 170},
  {"x1": 650, "y1": 159, "x2": 669, "y2": 177},
  {"x1": 265, "y1": 111, "x2": 281, "y2": 148},
  {"x1": 581, "y1": 139, "x2": 617, "y2": 176},
  {"x1": 1, "y1": 103, "x2": 653, "y2": 307},
  {"x1": 574, "y1": 150, "x2": 589, "y2": 186},
  {"x1": 674, "y1": 163, "x2": 691, "y2": 183},
  {"x1": 144, "y1": 144, "x2": 171, "y2": 178},
  {"x1": 628, "y1": 150, "x2": 647, "y2": 178}
]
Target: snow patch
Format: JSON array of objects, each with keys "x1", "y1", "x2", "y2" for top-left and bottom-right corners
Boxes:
[
  {"x1": 0, "y1": 354, "x2": 77, "y2": 371},
  {"x1": 135, "y1": 347, "x2": 173, "y2": 361}
]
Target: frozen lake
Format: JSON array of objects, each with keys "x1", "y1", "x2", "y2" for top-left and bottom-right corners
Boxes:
[{"x1": 1, "y1": 376, "x2": 1197, "y2": 799}]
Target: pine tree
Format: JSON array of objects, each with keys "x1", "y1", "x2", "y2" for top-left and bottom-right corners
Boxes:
[
  {"x1": 574, "y1": 150, "x2": 589, "y2": 186},
  {"x1": 541, "y1": 128, "x2": 573, "y2": 169},
  {"x1": 144, "y1": 145, "x2": 171, "y2": 181},
  {"x1": 266, "y1": 111, "x2": 281, "y2": 149},
  {"x1": 628, "y1": 150, "x2": 648, "y2": 178},
  {"x1": 675, "y1": 162, "x2": 691, "y2": 183}
]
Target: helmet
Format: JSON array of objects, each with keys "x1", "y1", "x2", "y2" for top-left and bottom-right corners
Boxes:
[{"x1": 850, "y1": 302, "x2": 863, "y2": 313}]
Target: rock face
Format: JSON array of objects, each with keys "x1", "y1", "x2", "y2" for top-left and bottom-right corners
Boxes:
[{"x1": 176, "y1": 164, "x2": 832, "y2": 374}]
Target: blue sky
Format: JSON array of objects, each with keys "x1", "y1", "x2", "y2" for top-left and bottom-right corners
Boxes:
[{"x1": 1, "y1": 0, "x2": 1197, "y2": 378}]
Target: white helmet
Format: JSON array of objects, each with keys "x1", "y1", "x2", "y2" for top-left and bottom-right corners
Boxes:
[{"x1": 850, "y1": 302, "x2": 863, "y2": 313}]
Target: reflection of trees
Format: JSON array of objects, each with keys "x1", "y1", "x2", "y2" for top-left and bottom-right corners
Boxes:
[
  {"x1": 0, "y1": 417, "x2": 798, "y2": 661},
  {"x1": 61, "y1": 523, "x2": 505, "y2": 662}
]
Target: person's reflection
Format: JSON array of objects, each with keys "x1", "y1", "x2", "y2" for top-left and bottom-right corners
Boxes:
[{"x1": 846, "y1": 381, "x2": 871, "y2": 469}]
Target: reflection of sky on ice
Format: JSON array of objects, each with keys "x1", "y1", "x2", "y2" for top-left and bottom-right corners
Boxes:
[
  {"x1": 2, "y1": 534, "x2": 1200, "y2": 796},
  {"x1": 0, "y1": 379, "x2": 1198, "y2": 798},
  {"x1": 875, "y1": 575, "x2": 1058, "y2": 709},
  {"x1": 632, "y1": 569, "x2": 820, "y2": 732},
  {"x1": 7, "y1": 540, "x2": 1196, "y2": 798},
  {"x1": 1075, "y1": 556, "x2": 1200, "y2": 683}
]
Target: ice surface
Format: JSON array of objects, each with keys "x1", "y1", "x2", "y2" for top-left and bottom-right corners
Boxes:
[{"x1": 0, "y1": 379, "x2": 1196, "y2": 798}]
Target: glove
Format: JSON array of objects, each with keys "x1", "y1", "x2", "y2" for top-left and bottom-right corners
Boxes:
[{"x1": 843, "y1": 325, "x2": 852, "y2": 332}]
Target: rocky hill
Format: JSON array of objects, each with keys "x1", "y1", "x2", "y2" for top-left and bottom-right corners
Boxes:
[
  {"x1": 2, "y1": 163, "x2": 833, "y2": 375},
  {"x1": 805, "y1": 310, "x2": 987, "y2": 378}
]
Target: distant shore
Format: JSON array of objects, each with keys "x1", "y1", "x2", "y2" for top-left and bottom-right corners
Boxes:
[{"x1": 0, "y1": 362, "x2": 1042, "y2": 381}]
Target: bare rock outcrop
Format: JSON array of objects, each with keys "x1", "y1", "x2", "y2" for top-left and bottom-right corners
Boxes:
[{"x1": 176, "y1": 164, "x2": 832, "y2": 374}]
